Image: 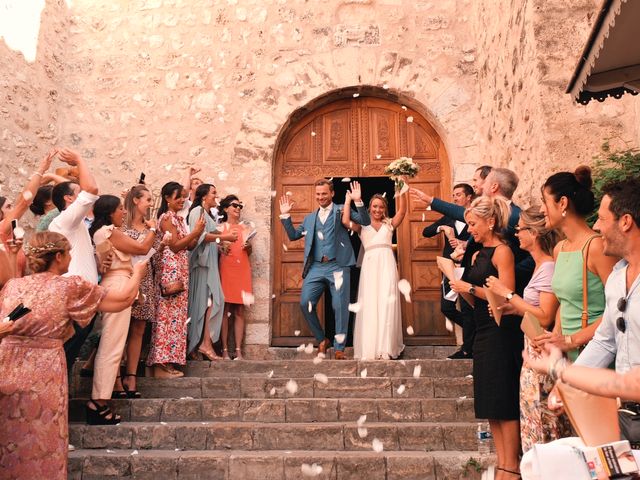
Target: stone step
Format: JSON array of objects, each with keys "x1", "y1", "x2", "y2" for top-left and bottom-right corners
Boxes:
[
  {"x1": 72, "y1": 376, "x2": 473, "y2": 399},
  {"x1": 243, "y1": 345, "x2": 459, "y2": 361},
  {"x1": 182, "y1": 358, "x2": 472, "y2": 378},
  {"x1": 69, "y1": 421, "x2": 478, "y2": 452},
  {"x1": 68, "y1": 448, "x2": 493, "y2": 480},
  {"x1": 70, "y1": 397, "x2": 475, "y2": 423}
]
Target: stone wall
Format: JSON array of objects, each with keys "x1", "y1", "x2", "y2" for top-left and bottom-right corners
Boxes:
[{"x1": 1, "y1": 0, "x2": 639, "y2": 350}]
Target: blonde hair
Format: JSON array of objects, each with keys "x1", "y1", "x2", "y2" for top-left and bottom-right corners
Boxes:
[
  {"x1": 464, "y1": 196, "x2": 511, "y2": 234},
  {"x1": 124, "y1": 185, "x2": 150, "y2": 227},
  {"x1": 368, "y1": 194, "x2": 389, "y2": 218},
  {"x1": 520, "y1": 206, "x2": 561, "y2": 256},
  {"x1": 25, "y1": 231, "x2": 70, "y2": 273}
]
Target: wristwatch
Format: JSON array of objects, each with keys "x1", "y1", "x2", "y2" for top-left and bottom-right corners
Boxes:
[
  {"x1": 468, "y1": 285, "x2": 476, "y2": 295},
  {"x1": 505, "y1": 292, "x2": 516, "y2": 302}
]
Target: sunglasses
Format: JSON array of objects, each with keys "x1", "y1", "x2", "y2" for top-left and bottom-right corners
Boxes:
[
  {"x1": 616, "y1": 296, "x2": 627, "y2": 333},
  {"x1": 230, "y1": 203, "x2": 243, "y2": 210}
]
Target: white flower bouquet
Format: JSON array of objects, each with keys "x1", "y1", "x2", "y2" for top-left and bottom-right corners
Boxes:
[{"x1": 384, "y1": 157, "x2": 420, "y2": 190}]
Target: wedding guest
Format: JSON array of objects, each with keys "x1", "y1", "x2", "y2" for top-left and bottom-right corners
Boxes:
[
  {"x1": 0, "y1": 231, "x2": 145, "y2": 478},
  {"x1": 0, "y1": 237, "x2": 22, "y2": 289},
  {"x1": 30, "y1": 171, "x2": 68, "y2": 231},
  {"x1": 0, "y1": 149, "x2": 58, "y2": 276},
  {"x1": 485, "y1": 207, "x2": 571, "y2": 452},
  {"x1": 449, "y1": 196, "x2": 522, "y2": 479},
  {"x1": 472, "y1": 165, "x2": 492, "y2": 195},
  {"x1": 49, "y1": 148, "x2": 101, "y2": 372},
  {"x1": 179, "y1": 166, "x2": 203, "y2": 217},
  {"x1": 219, "y1": 194, "x2": 254, "y2": 360},
  {"x1": 422, "y1": 182, "x2": 474, "y2": 359},
  {"x1": 88, "y1": 195, "x2": 157, "y2": 410},
  {"x1": 535, "y1": 167, "x2": 617, "y2": 361},
  {"x1": 147, "y1": 182, "x2": 205, "y2": 377},
  {"x1": 344, "y1": 186, "x2": 407, "y2": 360},
  {"x1": 121, "y1": 185, "x2": 165, "y2": 396},
  {"x1": 186, "y1": 184, "x2": 230, "y2": 360}
]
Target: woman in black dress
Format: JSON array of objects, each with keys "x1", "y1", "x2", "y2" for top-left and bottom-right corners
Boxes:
[{"x1": 450, "y1": 196, "x2": 522, "y2": 479}]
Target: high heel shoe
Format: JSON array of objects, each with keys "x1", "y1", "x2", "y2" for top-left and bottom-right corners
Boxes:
[
  {"x1": 122, "y1": 373, "x2": 142, "y2": 399},
  {"x1": 153, "y1": 364, "x2": 184, "y2": 378},
  {"x1": 86, "y1": 400, "x2": 121, "y2": 425},
  {"x1": 111, "y1": 376, "x2": 127, "y2": 399},
  {"x1": 197, "y1": 348, "x2": 221, "y2": 361}
]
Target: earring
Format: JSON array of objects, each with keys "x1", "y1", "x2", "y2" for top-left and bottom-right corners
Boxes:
[
  {"x1": 562, "y1": 210, "x2": 567, "y2": 218},
  {"x1": 489, "y1": 226, "x2": 494, "y2": 231}
]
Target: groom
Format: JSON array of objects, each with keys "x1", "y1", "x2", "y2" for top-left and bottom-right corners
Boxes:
[{"x1": 279, "y1": 179, "x2": 370, "y2": 359}]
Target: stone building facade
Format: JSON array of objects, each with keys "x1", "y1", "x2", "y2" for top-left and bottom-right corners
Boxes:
[{"x1": 1, "y1": 0, "x2": 639, "y2": 354}]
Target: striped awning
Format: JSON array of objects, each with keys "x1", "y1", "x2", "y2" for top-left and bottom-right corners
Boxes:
[{"x1": 566, "y1": 0, "x2": 640, "y2": 104}]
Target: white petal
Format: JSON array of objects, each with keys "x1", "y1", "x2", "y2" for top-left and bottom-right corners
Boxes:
[
  {"x1": 360, "y1": 368, "x2": 367, "y2": 378},
  {"x1": 304, "y1": 343, "x2": 314, "y2": 354},
  {"x1": 294, "y1": 330, "x2": 301, "y2": 336},
  {"x1": 131, "y1": 449, "x2": 139, "y2": 455},
  {"x1": 106, "y1": 449, "x2": 115, "y2": 453},
  {"x1": 348, "y1": 302, "x2": 361, "y2": 313},
  {"x1": 269, "y1": 387, "x2": 276, "y2": 396},
  {"x1": 241, "y1": 291, "x2": 255, "y2": 306},
  {"x1": 406, "y1": 116, "x2": 414, "y2": 123},
  {"x1": 382, "y1": 83, "x2": 389, "y2": 90},
  {"x1": 285, "y1": 191, "x2": 293, "y2": 196},
  {"x1": 398, "y1": 279, "x2": 412, "y2": 302},
  {"x1": 218, "y1": 171, "x2": 229, "y2": 181},
  {"x1": 317, "y1": 231, "x2": 324, "y2": 240},
  {"x1": 207, "y1": 298, "x2": 213, "y2": 307},
  {"x1": 297, "y1": 344, "x2": 306, "y2": 352},
  {"x1": 466, "y1": 374, "x2": 473, "y2": 379},
  {"x1": 445, "y1": 318, "x2": 454, "y2": 332},
  {"x1": 312, "y1": 355, "x2": 323, "y2": 365},
  {"x1": 406, "y1": 326, "x2": 415, "y2": 335},
  {"x1": 311, "y1": 131, "x2": 316, "y2": 137},
  {"x1": 399, "y1": 360, "x2": 406, "y2": 366},
  {"x1": 382, "y1": 192, "x2": 387, "y2": 198},
  {"x1": 341, "y1": 177, "x2": 351, "y2": 182},
  {"x1": 396, "y1": 384, "x2": 406, "y2": 395},
  {"x1": 68, "y1": 444, "x2": 75, "y2": 452},
  {"x1": 215, "y1": 237, "x2": 221, "y2": 244},
  {"x1": 413, "y1": 365, "x2": 422, "y2": 378},
  {"x1": 185, "y1": 317, "x2": 191, "y2": 325},
  {"x1": 267, "y1": 370, "x2": 274, "y2": 378},
  {"x1": 357, "y1": 414, "x2": 367, "y2": 426},
  {"x1": 301, "y1": 230, "x2": 307, "y2": 236},
  {"x1": 357, "y1": 427, "x2": 368, "y2": 438},
  {"x1": 314, "y1": 373, "x2": 329, "y2": 384},
  {"x1": 459, "y1": 395, "x2": 467, "y2": 400},
  {"x1": 308, "y1": 301, "x2": 313, "y2": 312},
  {"x1": 301, "y1": 463, "x2": 323, "y2": 477},
  {"x1": 334, "y1": 333, "x2": 346, "y2": 344},
  {"x1": 352, "y1": 93, "x2": 360, "y2": 98},
  {"x1": 272, "y1": 294, "x2": 276, "y2": 299},
  {"x1": 160, "y1": 421, "x2": 167, "y2": 425},
  {"x1": 333, "y1": 271, "x2": 343, "y2": 290},
  {"x1": 401, "y1": 105, "x2": 408, "y2": 111},
  {"x1": 282, "y1": 243, "x2": 288, "y2": 251},
  {"x1": 372, "y1": 438, "x2": 384, "y2": 452},
  {"x1": 270, "y1": 190, "x2": 277, "y2": 197},
  {"x1": 376, "y1": 154, "x2": 382, "y2": 159},
  {"x1": 22, "y1": 191, "x2": 33, "y2": 202},
  {"x1": 285, "y1": 379, "x2": 298, "y2": 395},
  {"x1": 164, "y1": 164, "x2": 173, "y2": 171},
  {"x1": 421, "y1": 213, "x2": 425, "y2": 222}
]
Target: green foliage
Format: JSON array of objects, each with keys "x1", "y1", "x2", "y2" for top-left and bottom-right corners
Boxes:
[
  {"x1": 463, "y1": 457, "x2": 483, "y2": 477},
  {"x1": 587, "y1": 142, "x2": 640, "y2": 225}
]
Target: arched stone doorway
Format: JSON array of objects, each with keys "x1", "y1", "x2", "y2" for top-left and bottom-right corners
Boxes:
[{"x1": 271, "y1": 89, "x2": 454, "y2": 347}]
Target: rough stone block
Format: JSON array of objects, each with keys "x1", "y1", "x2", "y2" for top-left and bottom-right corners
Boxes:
[
  {"x1": 131, "y1": 399, "x2": 164, "y2": 421},
  {"x1": 138, "y1": 378, "x2": 202, "y2": 398},
  {"x1": 286, "y1": 399, "x2": 339, "y2": 422},
  {"x1": 161, "y1": 399, "x2": 202, "y2": 421},
  {"x1": 336, "y1": 456, "x2": 386, "y2": 480},
  {"x1": 434, "y1": 378, "x2": 473, "y2": 398},
  {"x1": 67, "y1": 454, "x2": 83, "y2": 480},
  {"x1": 201, "y1": 377, "x2": 241, "y2": 398},
  {"x1": 240, "y1": 399, "x2": 286, "y2": 422},
  {"x1": 133, "y1": 424, "x2": 177, "y2": 449},
  {"x1": 240, "y1": 377, "x2": 314, "y2": 399},
  {"x1": 338, "y1": 399, "x2": 380, "y2": 422},
  {"x1": 377, "y1": 399, "x2": 421, "y2": 422},
  {"x1": 175, "y1": 425, "x2": 208, "y2": 450},
  {"x1": 228, "y1": 455, "x2": 285, "y2": 480},
  {"x1": 386, "y1": 454, "x2": 436, "y2": 479},
  {"x1": 201, "y1": 399, "x2": 242, "y2": 421},
  {"x1": 177, "y1": 453, "x2": 227, "y2": 480},
  {"x1": 442, "y1": 424, "x2": 477, "y2": 451},
  {"x1": 421, "y1": 399, "x2": 457, "y2": 422},
  {"x1": 131, "y1": 455, "x2": 178, "y2": 479},
  {"x1": 397, "y1": 425, "x2": 444, "y2": 451},
  {"x1": 391, "y1": 378, "x2": 434, "y2": 399},
  {"x1": 315, "y1": 378, "x2": 392, "y2": 398},
  {"x1": 82, "y1": 455, "x2": 131, "y2": 478},
  {"x1": 207, "y1": 424, "x2": 253, "y2": 450},
  {"x1": 81, "y1": 425, "x2": 132, "y2": 449},
  {"x1": 253, "y1": 424, "x2": 343, "y2": 450},
  {"x1": 456, "y1": 398, "x2": 476, "y2": 421},
  {"x1": 344, "y1": 425, "x2": 398, "y2": 451}
]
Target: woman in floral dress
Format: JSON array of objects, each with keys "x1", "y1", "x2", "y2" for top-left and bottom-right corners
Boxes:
[
  {"x1": 147, "y1": 182, "x2": 204, "y2": 377},
  {"x1": 0, "y1": 231, "x2": 145, "y2": 479}
]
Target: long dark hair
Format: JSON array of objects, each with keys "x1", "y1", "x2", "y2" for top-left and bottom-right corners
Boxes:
[
  {"x1": 89, "y1": 194, "x2": 121, "y2": 239},
  {"x1": 218, "y1": 194, "x2": 239, "y2": 222},
  {"x1": 30, "y1": 185, "x2": 54, "y2": 216},
  {"x1": 0, "y1": 196, "x2": 6, "y2": 221},
  {"x1": 542, "y1": 166, "x2": 594, "y2": 217},
  {"x1": 157, "y1": 181, "x2": 184, "y2": 218},
  {"x1": 189, "y1": 183, "x2": 215, "y2": 217}
]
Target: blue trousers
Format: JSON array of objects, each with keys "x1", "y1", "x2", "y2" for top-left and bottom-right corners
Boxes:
[{"x1": 300, "y1": 261, "x2": 350, "y2": 351}]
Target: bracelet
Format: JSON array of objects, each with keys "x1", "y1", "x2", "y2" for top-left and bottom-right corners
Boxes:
[
  {"x1": 548, "y1": 357, "x2": 567, "y2": 382},
  {"x1": 32, "y1": 172, "x2": 43, "y2": 179}
]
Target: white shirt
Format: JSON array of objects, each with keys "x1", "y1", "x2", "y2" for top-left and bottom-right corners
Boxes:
[
  {"x1": 455, "y1": 220, "x2": 466, "y2": 235},
  {"x1": 318, "y1": 203, "x2": 334, "y2": 224},
  {"x1": 49, "y1": 190, "x2": 99, "y2": 284}
]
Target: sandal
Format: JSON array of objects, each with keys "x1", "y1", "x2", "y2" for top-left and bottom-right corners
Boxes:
[
  {"x1": 198, "y1": 348, "x2": 221, "y2": 361},
  {"x1": 498, "y1": 467, "x2": 521, "y2": 479},
  {"x1": 122, "y1": 373, "x2": 142, "y2": 399},
  {"x1": 111, "y1": 376, "x2": 127, "y2": 399},
  {"x1": 153, "y1": 364, "x2": 183, "y2": 378},
  {"x1": 86, "y1": 400, "x2": 121, "y2": 425},
  {"x1": 222, "y1": 348, "x2": 231, "y2": 360}
]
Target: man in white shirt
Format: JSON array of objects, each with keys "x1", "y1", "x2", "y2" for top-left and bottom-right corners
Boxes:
[{"x1": 49, "y1": 148, "x2": 100, "y2": 371}]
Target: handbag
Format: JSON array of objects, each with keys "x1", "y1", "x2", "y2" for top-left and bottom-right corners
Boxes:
[
  {"x1": 161, "y1": 280, "x2": 185, "y2": 297},
  {"x1": 580, "y1": 235, "x2": 598, "y2": 330}
]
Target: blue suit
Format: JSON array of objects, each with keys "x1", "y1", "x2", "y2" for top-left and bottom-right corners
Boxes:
[{"x1": 281, "y1": 203, "x2": 370, "y2": 350}]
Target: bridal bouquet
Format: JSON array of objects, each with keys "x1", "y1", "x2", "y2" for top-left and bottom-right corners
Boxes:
[{"x1": 384, "y1": 157, "x2": 419, "y2": 190}]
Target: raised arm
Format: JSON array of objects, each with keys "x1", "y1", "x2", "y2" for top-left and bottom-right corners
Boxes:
[
  {"x1": 162, "y1": 214, "x2": 205, "y2": 253},
  {"x1": 341, "y1": 191, "x2": 362, "y2": 234},
  {"x1": 109, "y1": 220, "x2": 158, "y2": 255},
  {"x1": 58, "y1": 148, "x2": 98, "y2": 195},
  {"x1": 279, "y1": 194, "x2": 306, "y2": 240},
  {"x1": 390, "y1": 189, "x2": 407, "y2": 229},
  {"x1": 348, "y1": 181, "x2": 371, "y2": 226}
]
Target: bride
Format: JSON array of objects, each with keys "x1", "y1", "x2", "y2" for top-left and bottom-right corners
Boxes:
[{"x1": 342, "y1": 186, "x2": 407, "y2": 360}]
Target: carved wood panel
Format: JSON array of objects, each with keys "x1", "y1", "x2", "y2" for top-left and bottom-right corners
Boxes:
[{"x1": 272, "y1": 96, "x2": 453, "y2": 346}]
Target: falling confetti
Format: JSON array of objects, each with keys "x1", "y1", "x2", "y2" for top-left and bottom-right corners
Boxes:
[
  {"x1": 376, "y1": 154, "x2": 382, "y2": 159},
  {"x1": 294, "y1": 330, "x2": 301, "y2": 336},
  {"x1": 270, "y1": 190, "x2": 277, "y2": 197},
  {"x1": 267, "y1": 370, "x2": 274, "y2": 378},
  {"x1": 363, "y1": 163, "x2": 367, "y2": 169},
  {"x1": 301, "y1": 231, "x2": 307, "y2": 236},
  {"x1": 241, "y1": 291, "x2": 255, "y2": 306},
  {"x1": 406, "y1": 116, "x2": 414, "y2": 123},
  {"x1": 466, "y1": 374, "x2": 473, "y2": 379},
  {"x1": 308, "y1": 301, "x2": 313, "y2": 313},
  {"x1": 285, "y1": 379, "x2": 298, "y2": 395},
  {"x1": 285, "y1": 191, "x2": 293, "y2": 196},
  {"x1": 352, "y1": 93, "x2": 360, "y2": 98},
  {"x1": 348, "y1": 303, "x2": 361, "y2": 313},
  {"x1": 333, "y1": 271, "x2": 343, "y2": 290},
  {"x1": 269, "y1": 387, "x2": 276, "y2": 396},
  {"x1": 215, "y1": 238, "x2": 221, "y2": 244},
  {"x1": 282, "y1": 244, "x2": 288, "y2": 252},
  {"x1": 413, "y1": 365, "x2": 422, "y2": 378},
  {"x1": 131, "y1": 450, "x2": 139, "y2": 455},
  {"x1": 406, "y1": 326, "x2": 415, "y2": 335},
  {"x1": 382, "y1": 192, "x2": 387, "y2": 198},
  {"x1": 357, "y1": 414, "x2": 367, "y2": 426},
  {"x1": 314, "y1": 373, "x2": 329, "y2": 384},
  {"x1": 317, "y1": 231, "x2": 324, "y2": 240},
  {"x1": 185, "y1": 317, "x2": 191, "y2": 325},
  {"x1": 358, "y1": 427, "x2": 368, "y2": 438},
  {"x1": 459, "y1": 396, "x2": 467, "y2": 400},
  {"x1": 311, "y1": 131, "x2": 316, "y2": 137},
  {"x1": 18, "y1": 167, "x2": 28, "y2": 175},
  {"x1": 341, "y1": 177, "x2": 351, "y2": 182},
  {"x1": 382, "y1": 84, "x2": 389, "y2": 90},
  {"x1": 304, "y1": 343, "x2": 314, "y2": 354},
  {"x1": 164, "y1": 164, "x2": 173, "y2": 171},
  {"x1": 421, "y1": 213, "x2": 426, "y2": 222},
  {"x1": 297, "y1": 344, "x2": 306, "y2": 352},
  {"x1": 218, "y1": 171, "x2": 229, "y2": 181},
  {"x1": 22, "y1": 191, "x2": 33, "y2": 201},
  {"x1": 398, "y1": 279, "x2": 412, "y2": 302},
  {"x1": 207, "y1": 298, "x2": 213, "y2": 308},
  {"x1": 401, "y1": 105, "x2": 408, "y2": 111},
  {"x1": 334, "y1": 333, "x2": 346, "y2": 344},
  {"x1": 396, "y1": 384, "x2": 406, "y2": 395},
  {"x1": 445, "y1": 318, "x2": 454, "y2": 332},
  {"x1": 326, "y1": 177, "x2": 333, "y2": 181},
  {"x1": 272, "y1": 294, "x2": 276, "y2": 299},
  {"x1": 301, "y1": 463, "x2": 323, "y2": 477},
  {"x1": 360, "y1": 368, "x2": 367, "y2": 378},
  {"x1": 372, "y1": 438, "x2": 384, "y2": 452},
  {"x1": 12, "y1": 227, "x2": 25, "y2": 239}
]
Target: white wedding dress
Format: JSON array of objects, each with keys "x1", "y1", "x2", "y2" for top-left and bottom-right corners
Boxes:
[{"x1": 353, "y1": 223, "x2": 405, "y2": 360}]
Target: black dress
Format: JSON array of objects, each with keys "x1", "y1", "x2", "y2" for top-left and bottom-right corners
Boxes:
[{"x1": 465, "y1": 246, "x2": 523, "y2": 420}]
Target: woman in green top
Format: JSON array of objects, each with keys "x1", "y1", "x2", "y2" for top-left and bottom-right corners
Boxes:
[{"x1": 537, "y1": 166, "x2": 618, "y2": 361}]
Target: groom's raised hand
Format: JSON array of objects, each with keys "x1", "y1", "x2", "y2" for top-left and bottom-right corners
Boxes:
[
  {"x1": 349, "y1": 181, "x2": 362, "y2": 202},
  {"x1": 279, "y1": 194, "x2": 294, "y2": 215}
]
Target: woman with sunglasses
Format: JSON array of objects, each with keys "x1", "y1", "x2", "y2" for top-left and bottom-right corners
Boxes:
[
  {"x1": 218, "y1": 195, "x2": 253, "y2": 360},
  {"x1": 485, "y1": 207, "x2": 571, "y2": 452}
]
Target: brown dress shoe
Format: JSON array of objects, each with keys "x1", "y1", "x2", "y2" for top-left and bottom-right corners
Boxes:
[
  {"x1": 334, "y1": 351, "x2": 346, "y2": 360},
  {"x1": 318, "y1": 339, "x2": 331, "y2": 354}
]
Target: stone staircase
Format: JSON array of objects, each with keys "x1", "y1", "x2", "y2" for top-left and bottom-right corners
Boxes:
[{"x1": 68, "y1": 348, "x2": 493, "y2": 479}]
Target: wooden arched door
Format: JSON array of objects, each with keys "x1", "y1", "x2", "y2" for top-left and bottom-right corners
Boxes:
[{"x1": 272, "y1": 96, "x2": 454, "y2": 346}]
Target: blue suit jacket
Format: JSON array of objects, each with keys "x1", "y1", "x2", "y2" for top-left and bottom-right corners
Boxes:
[{"x1": 281, "y1": 203, "x2": 371, "y2": 268}]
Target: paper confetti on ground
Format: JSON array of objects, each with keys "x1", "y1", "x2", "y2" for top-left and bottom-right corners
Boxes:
[
  {"x1": 406, "y1": 326, "x2": 415, "y2": 335},
  {"x1": 360, "y1": 368, "x2": 367, "y2": 378},
  {"x1": 297, "y1": 344, "x2": 306, "y2": 352},
  {"x1": 131, "y1": 450, "x2": 138, "y2": 455},
  {"x1": 372, "y1": 438, "x2": 384, "y2": 452},
  {"x1": 398, "y1": 279, "x2": 412, "y2": 302},
  {"x1": 358, "y1": 427, "x2": 368, "y2": 438},
  {"x1": 413, "y1": 365, "x2": 422, "y2": 378},
  {"x1": 285, "y1": 379, "x2": 298, "y2": 395},
  {"x1": 334, "y1": 333, "x2": 346, "y2": 344},
  {"x1": 294, "y1": 330, "x2": 301, "y2": 336},
  {"x1": 314, "y1": 373, "x2": 329, "y2": 384},
  {"x1": 266, "y1": 370, "x2": 274, "y2": 378},
  {"x1": 304, "y1": 343, "x2": 314, "y2": 354},
  {"x1": 421, "y1": 213, "x2": 426, "y2": 222},
  {"x1": 269, "y1": 387, "x2": 276, "y2": 396},
  {"x1": 348, "y1": 302, "x2": 361, "y2": 313},
  {"x1": 313, "y1": 355, "x2": 323, "y2": 365},
  {"x1": 357, "y1": 414, "x2": 367, "y2": 426},
  {"x1": 396, "y1": 384, "x2": 406, "y2": 395},
  {"x1": 301, "y1": 463, "x2": 323, "y2": 477}
]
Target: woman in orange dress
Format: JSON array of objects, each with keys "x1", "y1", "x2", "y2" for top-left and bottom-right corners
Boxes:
[
  {"x1": 218, "y1": 195, "x2": 253, "y2": 360},
  {"x1": 0, "y1": 231, "x2": 145, "y2": 479}
]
